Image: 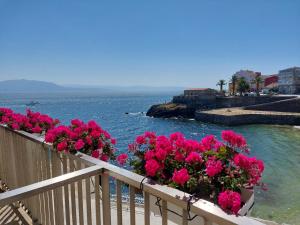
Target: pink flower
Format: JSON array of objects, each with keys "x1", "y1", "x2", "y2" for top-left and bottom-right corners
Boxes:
[
  {"x1": 205, "y1": 157, "x2": 223, "y2": 177},
  {"x1": 234, "y1": 154, "x2": 264, "y2": 185},
  {"x1": 45, "y1": 132, "x2": 55, "y2": 143},
  {"x1": 91, "y1": 150, "x2": 100, "y2": 158},
  {"x1": 185, "y1": 152, "x2": 203, "y2": 164},
  {"x1": 71, "y1": 119, "x2": 84, "y2": 127},
  {"x1": 11, "y1": 123, "x2": 20, "y2": 130},
  {"x1": 111, "y1": 138, "x2": 117, "y2": 145},
  {"x1": 221, "y1": 130, "x2": 247, "y2": 149},
  {"x1": 32, "y1": 126, "x2": 42, "y2": 133},
  {"x1": 100, "y1": 154, "x2": 109, "y2": 162},
  {"x1": 128, "y1": 143, "x2": 137, "y2": 152},
  {"x1": 57, "y1": 141, "x2": 68, "y2": 152},
  {"x1": 136, "y1": 135, "x2": 146, "y2": 145},
  {"x1": 218, "y1": 190, "x2": 241, "y2": 214},
  {"x1": 75, "y1": 139, "x2": 85, "y2": 150},
  {"x1": 91, "y1": 130, "x2": 101, "y2": 139},
  {"x1": 145, "y1": 159, "x2": 160, "y2": 177},
  {"x1": 155, "y1": 148, "x2": 167, "y2": 161},
  {"x1": 117, "y1": 153, "x2": 128, "y2": 166},
  {"x1": 172, "y1": 168, "x2": 190, "y2": 186},
  {"x1": 85, "y1": 136, "x2": 93, "y2": 145},
  {"x1": 201, "y1": 135, "x2": 217, "y2": 151},
  {"x1": 144, "y1": 150, "x2": 155, "y2": 160}
]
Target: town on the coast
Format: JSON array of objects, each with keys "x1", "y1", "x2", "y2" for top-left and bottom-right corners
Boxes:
[{"x1": 147, "y1": 66, "x2": 300, "y2": 126}]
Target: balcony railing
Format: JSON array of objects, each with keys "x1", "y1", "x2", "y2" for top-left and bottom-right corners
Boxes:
[{"x1": 0, "y1": 125, "x2": 265, "y2": 225}]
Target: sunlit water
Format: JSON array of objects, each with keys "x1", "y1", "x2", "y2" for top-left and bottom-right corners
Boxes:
[{"x1": 1, "y1": 92, "x2": 300, "y2": 224}]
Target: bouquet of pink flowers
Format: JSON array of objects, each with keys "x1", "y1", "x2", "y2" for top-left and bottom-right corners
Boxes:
[
  {"x1": 126, "y1": 130, "x2": 265, "y2": 214},
  {"x1": 45, "y1": 119, "x2": 116, "y2": 161}
]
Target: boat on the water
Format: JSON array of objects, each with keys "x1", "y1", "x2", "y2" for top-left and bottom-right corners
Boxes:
[{"x1": 25, "y1": 101, "x2": 40, "y2": 106}]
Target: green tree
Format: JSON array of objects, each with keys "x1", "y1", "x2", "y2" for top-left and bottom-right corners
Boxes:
[
  {"x1": 216, "y1": 79, "x2": 227, "y2": 93},
  {"x1": 237, "y1": 77, "x2": 250, "y2": 96},
  {"x1": 251, "y1": 75, "x2": 264, "y2": 96},
  {"x1": 230, "y1": 75, "x2": 238, "y2": 96}
]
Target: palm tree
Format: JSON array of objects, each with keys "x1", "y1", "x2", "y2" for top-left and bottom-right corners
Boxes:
[
  {"x1": 230, "y1": 75, "x2": 238, "y2": 96},
  {"x1": 237, "y1": 77, "x2": 250, "y2": 96},
  {"x1": 216, "y1": 79, "x2": 227, "y2": 93},
  {"x1": 251, "y1": 75, "x2": 264, "y2": 96}
]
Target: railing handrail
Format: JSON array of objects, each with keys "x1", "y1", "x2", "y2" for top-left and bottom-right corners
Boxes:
[
  {"x1": 77, "y1": 153, "x2": 264, "y2": 225},
  {"x1": 0, "y1": 124, "x2": 264, "y2": 225},
  {"x1": 0, "y1": 165, "x2": 103, "y2": 207}
]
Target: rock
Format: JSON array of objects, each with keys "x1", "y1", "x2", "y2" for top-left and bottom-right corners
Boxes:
[{"x1": 146, "y1": 103, "x2": 195, "y2": 118}]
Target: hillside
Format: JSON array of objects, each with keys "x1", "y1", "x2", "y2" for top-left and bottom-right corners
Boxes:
[{"x1": 0, "y1": 79, "x2": 65, "y2": 92}]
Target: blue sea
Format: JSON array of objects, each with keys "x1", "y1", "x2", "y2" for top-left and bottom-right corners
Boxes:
[{"x1": 1, "y1": 92, "x2": 300, "y2": 224}]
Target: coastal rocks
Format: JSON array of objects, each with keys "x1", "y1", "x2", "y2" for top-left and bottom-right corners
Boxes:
[{"x1": 146, "y1": 103, "x2": 195, "y2": 118}]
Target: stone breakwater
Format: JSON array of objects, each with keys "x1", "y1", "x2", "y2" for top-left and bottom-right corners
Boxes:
[
  {"x1": 147, "y1": 95, "x2": 300, "y2": 125},
  {"x1": 195, "y1": 108, "x2": 300, "y2": 126}
]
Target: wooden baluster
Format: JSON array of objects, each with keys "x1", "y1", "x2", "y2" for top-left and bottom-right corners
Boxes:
[
  {"x1": 116, "y1": 180, "x2": 123, "y2": 225},
  {"x1": 70, "y1": 159, "x2": 77, "y2": 225},
  {"x1": 95, "y1": 175, "x2": 101, "y2": 225},
  {"x1": 77, "y1": 161, "x2": 84, "y2": 225},
  {"x1": 53, "y1": 152, "x2": 65, "y2": 225},
  {"x1": 161, "y1": 200, "x2": 168, "y2": 225},
  {"x1": 102, "y1": 173, "x2": 111, "y2": 225},
  {"x1": 182, "y1": 209, "x2": 188, "y2": 225},
  {"x1": 144, "y1": 192, "x2": 150, "y2": 225},
  {"x1": 47, "y1": 149, "x2": 54, "y2": 225},
  {"x1": 129, "y1": 186, "x2": 136, "y2": 225},
  {"x1": 86, "y1": 175, "x2": 92, "y2": 225},
  {"x1": 62, "y1": 155, "x2": 70, "y2": 225}
]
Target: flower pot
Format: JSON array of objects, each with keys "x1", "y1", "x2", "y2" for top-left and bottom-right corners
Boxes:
[{"x1": 149, "y1": 188, "x2": 254, "y2": 225}]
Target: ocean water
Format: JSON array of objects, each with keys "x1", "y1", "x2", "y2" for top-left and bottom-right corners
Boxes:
[{"x1": 1, "y1": 92, "x2": 300, "y2": 225}]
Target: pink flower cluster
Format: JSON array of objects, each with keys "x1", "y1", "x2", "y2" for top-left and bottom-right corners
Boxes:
[
  {"x1": 233, "y1": 153, "x2": 264, "y2": 185},
  {"x1": 0, "y1": 108, "x2": 59, "y2": 133},
  {"x1": 45, "y1": 119, "x2": 116, "y2": 161},
  {"x1": 172, "y1": 168, "x2": 190, "y2": 186},
  {"x1": 126, "y1": 130, "x2": 265, "y2": 214},
  {"x1": 218, "y1": 190, "x2": 242, "y2": 214}
]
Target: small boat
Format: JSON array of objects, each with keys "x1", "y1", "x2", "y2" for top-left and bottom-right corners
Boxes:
[{"x1": 26, "y1": 101, "x2": 40, "y2": 106}]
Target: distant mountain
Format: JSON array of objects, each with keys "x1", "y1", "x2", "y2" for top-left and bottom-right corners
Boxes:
[
  {"x1": 0, "y1": 79, "x2": 184, "y2": 94},
  {"x1": 0, "y1": 79, "x2": 65, "y2": 92}
]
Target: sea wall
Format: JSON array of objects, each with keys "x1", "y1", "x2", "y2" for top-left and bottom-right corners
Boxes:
[
  {"x1": 195, "y1": 111, "x2": 300, "y2": 126},
  {"x1": 172, "y1": 95, "x2": 216, "y2": 109},
  {"x1": 172, "y1": 95, "x2": 294, "y2": 109},
  {"x1": 244, "y1": 97, "x2": 300, "y2": 113}
]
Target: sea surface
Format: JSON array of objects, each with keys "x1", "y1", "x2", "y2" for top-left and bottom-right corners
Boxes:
[{"x1": 1, "y1": 92, "x2": 300, "y2": 225}]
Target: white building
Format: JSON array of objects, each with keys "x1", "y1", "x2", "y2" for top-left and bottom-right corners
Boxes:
[
  {"x1": 233, "y1": 70, "x2": 262, "y2": 91},
  {"x1": 278, "y1": 67, "x2": 300, "y2": 94}
]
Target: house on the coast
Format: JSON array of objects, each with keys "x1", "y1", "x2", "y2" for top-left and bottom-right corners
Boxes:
[
  {"x1": 229, "y1": 70, "x2": 264, "y2": 94},
  {"x1": 278, "y1": 67, "x2": 300, "y2": 94}
]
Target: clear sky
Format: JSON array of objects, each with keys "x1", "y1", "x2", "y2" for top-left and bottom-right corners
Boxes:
[{"x1": 0, "y1": 0, "x2": 299, "y2": 88}]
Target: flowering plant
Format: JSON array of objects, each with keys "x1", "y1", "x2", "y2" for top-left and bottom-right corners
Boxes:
[
  {"x1": 0, "y1": 108, "x2": 59, "y2": 133},
  {"x1": 127, "y1": 130, "x2": 265, "y2": 214},
  {"x1": 45, "y1": 119, "x2": 116, "y2": 161}
]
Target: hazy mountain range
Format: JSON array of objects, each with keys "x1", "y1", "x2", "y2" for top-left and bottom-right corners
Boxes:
[{"x1": 0, "y1": 79, "x2": 184, "y2": 94}]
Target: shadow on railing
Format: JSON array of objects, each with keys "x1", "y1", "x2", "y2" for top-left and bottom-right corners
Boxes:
[{"x1": 0, "y1": 125, "x2": 265, "y2": 225}]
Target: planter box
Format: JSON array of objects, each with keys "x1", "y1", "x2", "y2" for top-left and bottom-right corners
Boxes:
[{"x1": 150, "y1": 188, "x2": 254, "y2": 225}]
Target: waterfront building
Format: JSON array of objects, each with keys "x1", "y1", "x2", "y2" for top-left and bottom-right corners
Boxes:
[
  {"x1": 229, "y1": 70, "x2": 263, "y2": 94},
  {"x1": 278, "y1": 67, "x2": 300, "y2": 94},
  {"x1": 263, "y1": 74, "x2": 278, "y2": 91}
]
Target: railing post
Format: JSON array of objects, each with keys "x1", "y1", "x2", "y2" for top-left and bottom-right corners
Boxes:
[{"x1": 102, "y1": 172, "x2": 111, "y2": 225}]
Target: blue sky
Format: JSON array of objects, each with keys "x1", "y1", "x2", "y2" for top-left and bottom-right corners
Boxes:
[{"x1": 0, "y1": 0, "x2": 299, "y2": 88}]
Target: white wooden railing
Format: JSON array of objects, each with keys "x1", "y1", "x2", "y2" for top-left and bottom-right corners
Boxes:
[{"x1": 0, "y1": 125, "x2": 265, "y2": 225}]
